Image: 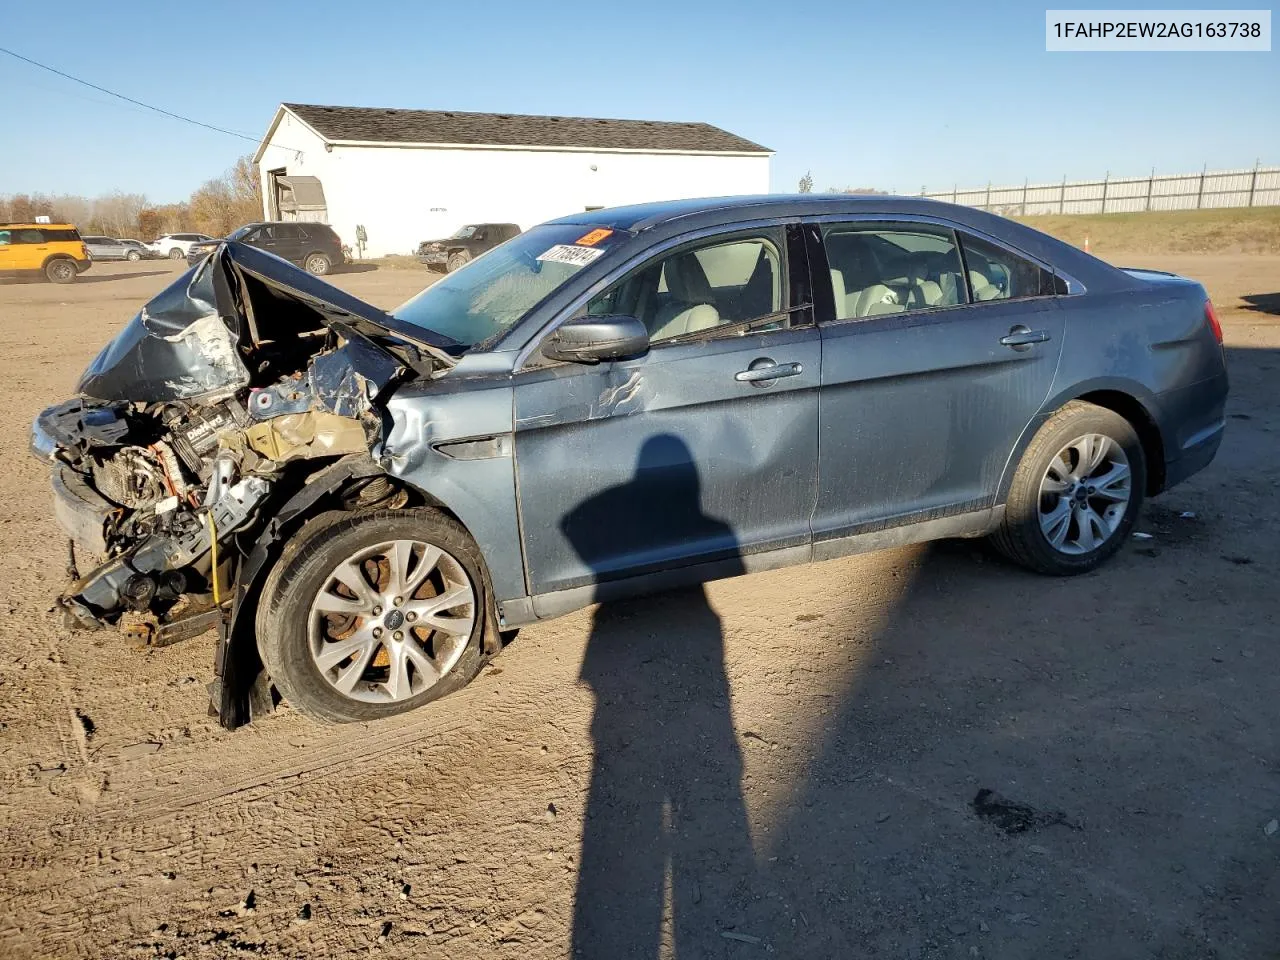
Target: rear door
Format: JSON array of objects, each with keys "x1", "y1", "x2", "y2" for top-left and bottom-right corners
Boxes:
[
  {"x1": 513, "y1": 224, "x2": 821, "y2": 598},
  {"x1": 811, "y1": 218, "x2": 1065, "y2": 544}
]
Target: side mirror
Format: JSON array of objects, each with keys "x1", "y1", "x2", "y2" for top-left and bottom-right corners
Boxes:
[{"x1": 541, "y1": 315, "x2": 650, "y2": 364}]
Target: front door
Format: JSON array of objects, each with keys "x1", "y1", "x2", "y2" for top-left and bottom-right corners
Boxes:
[
  {"x1": 513, "y1": 226, "x2": 820, "y2": 597},
  {"x1": 811, "y1": 219, "x2": 1066, "y2": 541}
]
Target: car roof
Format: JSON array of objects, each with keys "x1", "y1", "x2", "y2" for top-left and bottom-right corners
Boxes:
[
  {"x1": 547, "y1": 194, "x2": 1130, "y2": 292},
  {"x1": 0, "y1": 222, "x2": 77, "y2": 229}
]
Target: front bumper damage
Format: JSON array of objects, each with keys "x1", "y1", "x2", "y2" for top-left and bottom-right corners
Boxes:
[{"x1": 33, "y1": 241, "x2": 458, "y2": 727}]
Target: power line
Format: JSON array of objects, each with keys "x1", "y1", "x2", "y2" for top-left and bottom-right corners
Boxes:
[{"x1": 0, "y1": 46, "x2": 262, "y2": 143}]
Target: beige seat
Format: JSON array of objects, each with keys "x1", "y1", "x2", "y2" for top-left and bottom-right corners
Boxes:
[
  {"x1": 650, "y1": 253, "x2": 721, "y2": 339},
  {"x1": 970, "y1": 271, "x2": 1003, "y2": 301}
]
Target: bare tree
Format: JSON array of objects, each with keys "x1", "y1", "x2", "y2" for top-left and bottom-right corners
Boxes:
[{"x1": 798, "y1": 171, "x2": 814, "y2": 194}]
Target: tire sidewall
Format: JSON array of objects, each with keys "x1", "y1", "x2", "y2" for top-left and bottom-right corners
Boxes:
[
  {"x1": 305, "y1": 253, "x2": 331, "y2": 275},
  {"x1": 1006, "y1": 405, "x2": 1147, "y2": 574},
  {"x1": 127, "y1": 250, "x2": 141, "y2": 262},
  {"x1": 169, "y1": 248, "x2": 184, "y2": 260},
  {"x1": 446, "y1": 251, "x2": 470, "y2": 272},
  {"x1": 259, "y1": 509, "x2": 491, "y2": 723}
]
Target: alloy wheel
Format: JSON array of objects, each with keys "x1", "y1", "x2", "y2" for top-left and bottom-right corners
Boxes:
[
  {"x1": 307, "y1": 539, "x2": 476, "y2": 704},
  {"x1": 1038, "y1": 433, "x2": 1132, "y2": 555}
]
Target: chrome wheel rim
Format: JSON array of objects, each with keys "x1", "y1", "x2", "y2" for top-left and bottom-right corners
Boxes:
[
  {"x1": 51, "y1": 262, "x2": 73, "y2": 280},
  {"x1": 1039, "y1": 434, "x2": 1132, "y2": 555},
  {"x1": 306, "y1": 255, "x2": 327, "y2": 274},
  {"x1": 308, "y1": 539, "x2": 475, "y2": 704}
]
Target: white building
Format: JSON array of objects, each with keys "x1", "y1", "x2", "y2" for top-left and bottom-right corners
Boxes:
[{"x1": 253, "y1": 103, "x2": 771, "y2": 259}]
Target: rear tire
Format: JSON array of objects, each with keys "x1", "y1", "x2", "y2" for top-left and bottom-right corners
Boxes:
[
  {"x1": 257, "y1": 509, "x2": 494, "y2": 723},
  {"x1": 305, "y1": 252, "x2": 332, "y2": 275},
  {"x1": 45, "y1": 258, "x2": 77, "y2": 284},
  {"x1": 446, "y1": 250, "x2": 471, "y2": 273},
  {"x1": 990, "y1": 401, "x2": 1146, "y2": 575}
]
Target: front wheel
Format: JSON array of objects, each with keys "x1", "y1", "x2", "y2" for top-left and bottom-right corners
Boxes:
[
  {"x1": 257, "y1": 509, "x2": 493, "y2": 723},
  {"x1": 990, "y1": 401, "x2": 1146, "y2": 575},
  {"x1": 168, "y1": 247, "x2": 184, "y2": 260},
  {"x1": 126, "y1": 250, "x2": 142, "y2": 262},
  {"x1": 304, "y1": 252, "x2": 332, "y2": 275},
  {"x1": 446, "y1": 250, "x2": 471, "y2": 273}
]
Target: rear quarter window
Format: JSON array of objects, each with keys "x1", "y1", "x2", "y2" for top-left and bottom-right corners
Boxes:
[{"x1": 41, "y1": 229, "x2": 82, "y2": 242}]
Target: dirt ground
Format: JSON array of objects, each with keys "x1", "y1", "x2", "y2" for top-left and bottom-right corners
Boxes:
[{"x1": 0, "y1": 255, "x2": 1277, "y2": 960}]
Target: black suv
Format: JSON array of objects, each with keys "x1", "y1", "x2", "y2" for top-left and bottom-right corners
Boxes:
[
  {"x1": 416, "y1": 223, "x2": 521, "y2": 272},
  {"x1": 188, "y1": 222, "x2": 345, "y2": 275}
]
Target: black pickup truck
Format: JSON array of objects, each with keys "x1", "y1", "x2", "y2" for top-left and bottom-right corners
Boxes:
[{"x1": 415, "y1": 223, "x2": 522, "y2": 272}]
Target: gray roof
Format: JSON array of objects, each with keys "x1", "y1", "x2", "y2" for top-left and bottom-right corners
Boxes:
[{"x1": 283, "y1": 103, "x2": 771, "y2": 154}]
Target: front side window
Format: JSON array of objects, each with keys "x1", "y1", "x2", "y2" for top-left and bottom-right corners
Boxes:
[
  {"x1": 393, "y1": 223, "x2": 626, "y2": 348},
  {"x1": 821, "y1": 223, "x2": 967, "y2": 321},
  {"x1": 587, "y1": 231, "x2": 785, "y2": 344},
  {"x1": 959, "y1": 233, "x2": 1058, "y2": 301}
]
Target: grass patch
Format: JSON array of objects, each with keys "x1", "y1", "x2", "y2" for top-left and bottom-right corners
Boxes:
[{"x1": 1012, "y1": 207, "x2": 1280, "y2": 255}]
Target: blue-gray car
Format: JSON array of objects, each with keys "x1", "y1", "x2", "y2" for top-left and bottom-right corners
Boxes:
[{"x1": 31, "y1": 196, "x2": 1228, "y2": 727}]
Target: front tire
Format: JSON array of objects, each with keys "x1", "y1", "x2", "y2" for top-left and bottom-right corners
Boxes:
[
  {"x1": 446, "y1": 250, "x2": 471, "y2": 273},
  {"x1": 990, "y1": 401, "x2": 1146, "y2": 575},
  {"x1": 257, "y1": 509, "x2": 493, "y2": 723},
  {"x1": 304, "y1": 252, "x2": 332, "y2": 275},
  {"x1": 168, "y1": 247, "x2": 184, "y2": 260},
  {"x1": 45, "y1": 258, "x2": 77, "y2": 283},
  {"x1": 126, "y1": 250, "x2": 142, "y2": 262}
]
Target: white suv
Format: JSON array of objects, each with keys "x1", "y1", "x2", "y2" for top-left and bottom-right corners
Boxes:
[{"x1": 146, "y1": 233, "x2": 215, "y2": 260}]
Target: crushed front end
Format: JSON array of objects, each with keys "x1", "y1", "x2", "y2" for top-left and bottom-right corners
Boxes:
[{"x1": 31, "y1": 241, "x2": 456, "y2": 723}]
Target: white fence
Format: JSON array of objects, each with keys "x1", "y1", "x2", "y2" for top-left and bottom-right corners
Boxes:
[{"x1": 922, "y1": 164, "x2": 1280, "y2": 216}]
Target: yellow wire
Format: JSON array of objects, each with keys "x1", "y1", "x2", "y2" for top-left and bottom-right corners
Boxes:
[{"x1": 207, "y1": 511, "x2": 221, "y2": 606}]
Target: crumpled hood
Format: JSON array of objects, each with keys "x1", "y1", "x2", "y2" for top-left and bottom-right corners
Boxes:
[{"x1": 77, "y1": 240, "x2": 459, "y2": 405}]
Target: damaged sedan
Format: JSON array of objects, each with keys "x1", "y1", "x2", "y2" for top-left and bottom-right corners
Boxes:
[{"x1": 32, "y1": 196, "x2": 1229, "y2": 728}]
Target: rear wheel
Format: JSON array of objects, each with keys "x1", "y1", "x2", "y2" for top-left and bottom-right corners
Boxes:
[
  {"x1": 446, "y1": 250, "x2": 471, "y2": 273},
  {"x1": 304, "y1": 252, "x2": 332, "y2": 275},
  {"x1": 45, "y1": 258, "x2": 77, "y2": 284},
  {"x1": 168, "y1": 247, "x2": 184, "y2": 260},
  {"x1": 257, "y1": 509, "x2": 493, "y2": 723},
  {"x1": 990, "y1": 401, "x2": 1145, "y2": 575}
]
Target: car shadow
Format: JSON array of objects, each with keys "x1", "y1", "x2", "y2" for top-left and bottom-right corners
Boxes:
[
  {"x1": 339, "y1": 263, "x2": 379, "y2": 274},
  {"x1": 1240, "y1": 292, "x2": 1280, "y2": 316},
  {"x1": 76, "y1": 270, "x2": 173, "y2": 284}
]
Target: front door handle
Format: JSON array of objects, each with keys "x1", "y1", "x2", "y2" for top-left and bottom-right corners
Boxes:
[
  {"x1": 1000, "y1": 325, "x2": 1051, "y2": 350},
  {"x1": 735, "y1": 360, "x2": 803, "y2": 385}
]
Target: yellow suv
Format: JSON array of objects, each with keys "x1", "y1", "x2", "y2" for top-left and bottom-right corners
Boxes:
[{"x1": 0, "y1": 223, "x2": 91, "y2": 283}]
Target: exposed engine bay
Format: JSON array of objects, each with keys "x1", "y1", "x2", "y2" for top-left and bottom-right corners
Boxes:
[{"x1": 30, "y1": 242, "x2": 460, "y2": 713}]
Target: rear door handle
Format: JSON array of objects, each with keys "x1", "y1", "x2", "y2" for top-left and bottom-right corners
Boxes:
[
  {"x1": 1000, "y1": 325, "x2": 1051, "y2": 350},
  {"x1": 736, "y1": 360, "x2": 803, "y2": 384}
]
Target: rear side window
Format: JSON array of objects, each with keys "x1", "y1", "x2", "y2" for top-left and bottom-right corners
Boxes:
[
  {"x1": 958, "y1": 233, "x2": 1058, "y2": 301},
  {"x1": 9, "y1": 229, "x2": 46, "y2": 245},
  {"x1": 41, "y1": 228, "x2": 81, "y2": 242},
  {"x1": 821, "y1": 222, "x2": 967, "y2": 320}
]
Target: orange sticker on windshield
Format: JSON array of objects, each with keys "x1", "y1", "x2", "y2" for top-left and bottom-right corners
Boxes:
[{"x1": 575, "y1": 228, "x2": 613, "y2": 247}]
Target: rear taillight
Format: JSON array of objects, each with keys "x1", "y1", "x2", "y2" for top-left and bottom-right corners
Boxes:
[{"x1": 1205, "y1": 300, "x2": 1223, "y2": 344}]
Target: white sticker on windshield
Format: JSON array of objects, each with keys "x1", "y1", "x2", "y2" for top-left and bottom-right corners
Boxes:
[{"x1": 536, "y1": 244, "x2": 605, "y2": 267}]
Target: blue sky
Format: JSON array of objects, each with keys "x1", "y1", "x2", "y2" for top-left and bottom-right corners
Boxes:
[{"x1": 0, "y1": 0, "x2": 1275, "y2": 201}]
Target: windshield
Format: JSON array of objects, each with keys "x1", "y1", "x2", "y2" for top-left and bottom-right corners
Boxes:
[
  {"x1": 451, "y1": 225, "x2": 478, "y2": 239},
  {"x1": 392, "y1": 223, "x2": 624, "y2": 348}
]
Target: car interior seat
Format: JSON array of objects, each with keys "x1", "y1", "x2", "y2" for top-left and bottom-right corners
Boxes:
[{"x1": 650, "y1": 253, "x2": 721, "y2": 339}]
